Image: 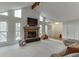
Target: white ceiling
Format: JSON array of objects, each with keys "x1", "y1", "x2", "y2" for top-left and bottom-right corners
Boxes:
[
  {"x1": 0, "y1": 2, "x2": 79, "y2": 22},
  {"x1": 0, "y1": 2, "x2": 33, "y2": 12},
  {"x1": 39, "y1": 2, "x2": 79, "y2": 22}
]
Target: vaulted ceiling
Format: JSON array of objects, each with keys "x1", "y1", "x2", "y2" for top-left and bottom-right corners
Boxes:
[
  {"x1": 0, "y1": 2, "x2": 33, "y2": 12},
  {"x1": 39, "y1": 2, "x2": 79, "y2": 22},
  {"x1": 0, "y1": 2, "x2": 79, "y2": 22}
]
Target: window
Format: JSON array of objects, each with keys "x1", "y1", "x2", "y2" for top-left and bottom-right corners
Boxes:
[
  {"x1": 16, "y1": 23, "x2": 21, "y2": 40},
  {"x1": 45, "y1": 25, "x2": 48, "y2": 34},
  {"x1": 0, "y1": 22, "x2": 7, "y2": 42},
  {"x1": 39, "y1": 25, "x2": 42, "y2": 36},
  {"x1": 14, "y1": 9, "x2": 21, "y2": 18},
  {"x1": 0, "y1": 12, "x2": 8, "y2": 16},
  {"x1": 40, "y1": 16, "x2": 43, "y2": 21}
]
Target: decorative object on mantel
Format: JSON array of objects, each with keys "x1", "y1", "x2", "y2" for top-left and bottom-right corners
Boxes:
[
  {"x1": 19, "y1": 40, "x2": 26, "y2": 46},
  {"x1": 41, "y1": 34, "x2": 48, "y2": 40}
]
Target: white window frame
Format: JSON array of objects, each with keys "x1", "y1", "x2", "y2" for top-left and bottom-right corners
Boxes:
[
  {"x1": 40, "y1": 16, "x2": 43, "y2": 21},
  {"x1": 15, "y1": 23, "x2": 21, "y2": 40},
  {"x1": 39, "y1": 25, "x2": 42, "y2": 36},
  {"x1": 14, "y1": 9, "x2": 22, "y2": 18},
  {"x1": 45, "y1": 25, "x2": 48, "y2": 35},
  {"x1": 0, "y1": 12, "x2": 8, "y2": 16},
  {"x1": 0, "y1": 22, "x2": 8, "y2": 42}
]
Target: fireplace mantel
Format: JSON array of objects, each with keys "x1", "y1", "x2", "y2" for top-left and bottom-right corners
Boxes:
[{"x1": 24, "y1": 26, "x2": 39, "y2": 30}]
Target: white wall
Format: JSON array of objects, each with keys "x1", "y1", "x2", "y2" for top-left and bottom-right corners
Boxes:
[
  {"x1": 51, "y1": 22, "x2": 63, "y2": 38},
  {"x1": 48, "y1": 23, "x2": 53, "y2": 37}
]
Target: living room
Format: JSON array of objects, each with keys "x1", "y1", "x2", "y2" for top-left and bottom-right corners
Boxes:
[{"x1": 0, "y1": 2, "x2": 79, "y2": 57}]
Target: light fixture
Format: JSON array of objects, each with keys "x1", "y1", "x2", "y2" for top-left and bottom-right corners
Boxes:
[{"x1": 54, "y1": 22, "x2": 60, "y2": 24}]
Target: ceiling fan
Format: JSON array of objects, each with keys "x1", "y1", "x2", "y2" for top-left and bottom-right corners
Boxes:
[{"x1": 31, "y1": 2, "x2": 40, "y2": 9}]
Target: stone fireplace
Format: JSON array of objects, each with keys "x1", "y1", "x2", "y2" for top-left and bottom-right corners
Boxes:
[
  {"x1": 23, "y1": 17, "x2": 40, "y2": 41},
  {"x1": 24, "y1": 26, "x2": 39, "y2": 40}
]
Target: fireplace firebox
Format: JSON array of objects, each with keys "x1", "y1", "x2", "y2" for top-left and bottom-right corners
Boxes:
[
  {"x1": 24, "y1": 26, "x2": 39, "y2": 40},
  {"x1": 28, "y1": 31, "x2": 36, "y2": 38}
]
